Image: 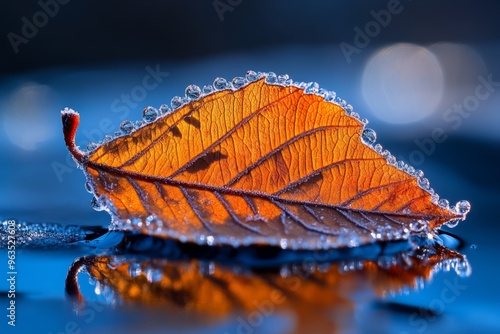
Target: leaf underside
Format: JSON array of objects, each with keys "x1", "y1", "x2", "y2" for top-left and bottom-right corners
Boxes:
[{"x1": 63, "y1": 76, "x2": 463, "y2": 249}]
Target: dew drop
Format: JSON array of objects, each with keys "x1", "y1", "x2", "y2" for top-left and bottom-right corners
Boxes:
[
  {"x1": 361, "y1": 128, "x2": 377, "y2": 145},
  {"x1": 213, "y1": 77, "x2": 229, "y2": 90},
  {"x1": 418, "y1": 177, "x2": 430, "y2": 190},
  {"x1": 202, "y1": 85, "x2": 214, "y2": 94},
  {"x1": 185, "y1": 84, "x2": 201, "y2": 100},
  {"x1": 280, "y1": 238, "x2": 288, "y2": 249},
  {"x1": 387, "y1": 154, "x2": 396, "y2": 165},
  {"x1": 410, "y1": 220, "x2": 427, "y2": 232},
  {"x1": 374, "y1": 144, "x2": 383, "y2": 153},
  {"x1": 232, "y1": 77, "x2": 247, "y2": 89},
  {"x1": 119, "y1": 120, "x2": 134, "y2": 134},
  {"x1": 145, "y1": 267, "x2": 163, "y2": 283},
  {"x1": 396, "y1": 160, "x2": 406, "y2": 170},
  {"x1": 414, "y1": 169, "x2": 424, "y2": 178},
  {"x1": 454, "y1": 259, "x2": 471, "y2": 277},
  {"x1": 345, "y1": 104, "x2": 354, "y2": 113},
  {"x1": 265, "y1": 72, "x2": 277, "y2": 84},
  {"x1": 142, "y1": 106, "x2": 158, "y2": 123},
  {"x1": 361, "y1": 118, "x2": 369, "y2": 125},
  {"x1": 438, "y1": 199, "x2": 450, "y2": 209},
  {"x1": 304, "y1": 82, "x2": 319, "y2": 94},
  {"x1": 445, "y1": 219, "x2": 461, "y2": 228},
  {"x1": 159, "y1": 104, "x2": 171, "y2": 114},
  {"x1": 91, "y1": 196, "x2": 106, "y2": 211},
  {"x1": 455, "y1": 200, "x2": 471, "y2": 215},
  {"x1": 86, "y1": 142, "x2": 98, "y2": 151},
  {"x1": 407, "y1": 166, "x2": 415, "y2": 175},
  {"x1": 84, "y1": 181, "x2": 93, "y2": 193},
  {"x1": 245, "y1": 70, "x2": 258, "y2": 82},
  {"x1": 171, "y1": 96, "x2": 184, "y2": 109},
  {"x1": 128, "y1": 263, "x2": 142, "y2": 277},
  {"x1": 323, "y1": 90, "x2": 336, "y2": 102},
  {"x1": 103, "y1": 135, "x2": 113, "y2": 143},
  {"x1": 135, "y1": 120, "x2": 143, "y2": 128},
  {"x1": 277, "y1": 74, "x2": 289, "y2": 84},
  {"x1": 206, "y1": 235, "x2": 215, "y2": 246}
]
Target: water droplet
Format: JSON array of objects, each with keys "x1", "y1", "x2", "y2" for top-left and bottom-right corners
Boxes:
[
  {"x1": 418, "y1": 177, "x2": 430, "y2": 190},
  {"x1": 454, "y1": 200, "x2": 471, "y2": 215},
  {"x1": 438, "y1": 199, "x2": 450, "y2": 209},
  {"x1": 395, "y1": 161, "x2": 405, "y2": 170},
  {"x1": 185, "y1": 85, "x2": 201, "y2": 100},
  {"x1": 143, "y1": 106, "x2": 158, "y2": 123},
  {"x1": 387, "y1": 154, "x2": 396, "y2": 165},
  {"x1": 265, "y1": 72, "x2": 277, "y2": 84},
  {"x1": 350, "y1": 112, "x2": 360, "y2": 120},
  {"x1": 159, "y1": 104, "x2": 171, "y2": 114},
  {"x1": 129, "y1": 263, "x2": 142, "y2": 277},
  {"x1": 454, "y1": 259, "x2": 471, "y2": 277},
  {"x1": 277, "y1": 74, "x2": 289, "y2": 84},
  {"x1": 445, "y1": 219, "x2": 461, "y2": 228},
  {"x1": 84, "y1": 181, "x2": 93, "y2": 193},
  {"x1": 145, "y1": 267, "x2": 163, "y2": 283},
  {"x1": 374, "y1": 144, "x2": 383, "y2": 153},
  {"x1": 135, "y1": 120, "x2": 143, "y2": 128},
  {"x1": 206, "y1": 235, "x2": 215, "y2": 246},
  {"x1": 171, "y1": 96, "x2": 184, "y2": 109},
  {"x1": 345, "y1": 104, "x2": 354, "y2": 112},
  {"x1": 202, "y1": 85, "x2": 214, "y2": 94},
  {"x1": 280, "y1": 238, "x2": 288, "y2": 249},
  {"x1": 245, "y1": 70, "x2": 258, "y2": 82},
  {"x1": 232, "y1": 77, "x2": 247, "y2": 89},
  {"x1": 86, "y1": 142, "x2": 98, "y2": 151},
  {"x1": 120, "y1": 120, "x2": 134, "y2": 134},
  {"x1": 407, "y1": 166, "x2": 415, "y2": 175},
  {"x1": 410, "y1": 220, "x2": 427, "y2": 232},
  {"x1": 414, "y1": 169, "x2": 424, "y2": 178},
  {"x1": 213, "y1": 77, "x2": 229, "y2": 90},
  {"x1": 323, "y1": 90, "x2": 336, "y2": 102},
  {"x1": 361, "y1": 128, "x2": 377, "y2": 145},
  {"x1": 470, "y1": 244, "x2": 477, "y2": 250},
  {"x1": 91, "y1": 196, "x2": 106, "y2": 211},
  {"x1": 103, "y1": 135, "x2": 113, "y2": 143},
  {"x1": 94, "y1": 281, "x2": 102, "y2": 295},
  {"x1": 304, "y1": 82, "x2": 319, "y2": 94}
]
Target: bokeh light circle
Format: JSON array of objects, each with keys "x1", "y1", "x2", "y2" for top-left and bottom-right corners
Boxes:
[{"x1": 361, "y1": 43, "x2": 444, "y2": 124}]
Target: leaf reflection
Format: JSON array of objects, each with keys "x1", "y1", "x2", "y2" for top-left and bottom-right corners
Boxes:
[{"x1": 66, "y1": 237, "x2": 470, "y2": 333}]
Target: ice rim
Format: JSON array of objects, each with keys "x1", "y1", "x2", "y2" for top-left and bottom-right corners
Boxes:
[{"x1": 60, "y1": 70, "x2": 471, "y2": 249}]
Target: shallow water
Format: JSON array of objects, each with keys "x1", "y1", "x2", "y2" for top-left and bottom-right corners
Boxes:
[{"x1": 1, "y1": 51, "x2": 500, "y2": 333}]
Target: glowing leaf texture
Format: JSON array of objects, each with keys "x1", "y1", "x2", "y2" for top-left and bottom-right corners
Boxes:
[{"x1": 62, "y1": 74, "x2": 468, "y2": 249}]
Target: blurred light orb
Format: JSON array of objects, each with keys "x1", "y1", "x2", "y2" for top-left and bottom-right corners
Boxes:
[
  {"x1": 361, "y1": 43, "x2": 444, "y2": 124},
  {"x1": 2, "y1": 83, "x2": 56, "y2": 150}
]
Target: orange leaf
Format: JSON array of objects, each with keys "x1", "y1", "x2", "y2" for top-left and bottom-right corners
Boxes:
[{"x1": 62, "y1": 72, "x2": 470, "y2": 249}]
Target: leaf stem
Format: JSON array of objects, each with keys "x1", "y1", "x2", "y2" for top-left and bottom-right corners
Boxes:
[{"x1": 61, "y1": 108, "x2": 85, "y2": 162}]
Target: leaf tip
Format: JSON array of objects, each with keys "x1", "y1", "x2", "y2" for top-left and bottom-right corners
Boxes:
[{"x1": 61, "y1": 107, "x2": 85, "y2": 162}]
